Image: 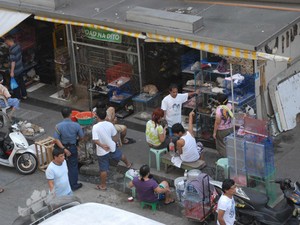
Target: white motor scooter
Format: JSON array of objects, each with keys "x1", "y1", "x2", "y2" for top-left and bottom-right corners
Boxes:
[{"x1": 0, "y1": 112, "x2": 37, "y2": 175}]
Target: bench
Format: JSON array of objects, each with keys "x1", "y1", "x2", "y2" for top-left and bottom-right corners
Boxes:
[{"x1": 161, "y1": 153, "x2": 206, "y2": 173}]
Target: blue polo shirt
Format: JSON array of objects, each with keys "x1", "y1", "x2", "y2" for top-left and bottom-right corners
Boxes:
[
  {"x1": 9, "y1": 43, "x2": 23, "y2": 76},
  {"x1": 54, "y1": 118, "x2": 84, "y2": 144}
]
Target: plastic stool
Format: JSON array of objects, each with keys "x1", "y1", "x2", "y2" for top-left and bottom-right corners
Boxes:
[
  {"x1": 149, "y1": 147, "x2": 168, "y2": 171},
  {"x1": 215, "y1": 158, "x2": 229, "y2": 180},
  {"x1": 140, "y1": 201, "x2": 158, "y2": 212},
  {"x1": 123, "y1": 170, "x2": 136, "y2": 198}
]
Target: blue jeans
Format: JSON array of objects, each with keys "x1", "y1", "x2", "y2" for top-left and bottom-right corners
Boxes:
[{"x1": 66, "y1": 145, "x2": 79, "y2": 189}]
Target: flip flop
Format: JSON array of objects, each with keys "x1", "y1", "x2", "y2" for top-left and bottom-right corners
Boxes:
[
  {"x1": 164, "y1": 199, "x2": 175, "y2": 205},
  {"x1": 122, "y1": 138, "x2": 136, "y2": 145},
  {"x1": 95, "y1": 185, "x2": 107, "y2": 191},
  {"x1": 0, "y1": 188, "x2": 4, "y2": 193}
]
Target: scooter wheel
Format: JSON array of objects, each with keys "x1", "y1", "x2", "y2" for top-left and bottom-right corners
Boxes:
[{"x1": 14, "y1": 153, "x2": 38, "y2": 175}]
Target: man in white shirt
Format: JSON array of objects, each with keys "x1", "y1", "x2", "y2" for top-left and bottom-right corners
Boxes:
[
  {"x1": 171, "y1": 111, "x2": 201, "y2": 162},
  {"x1": 217, "y1": 179, "x2": 236, "y2": 225},
  {"x1": 92, "y1": 108, "x2": 132, "y2": 190},
  {"x1": 161, "y1": 83, "x2": 198, "y2": 135},
  {"x1": 46, "y1": 148, "x2": 72, "y2": 197}
]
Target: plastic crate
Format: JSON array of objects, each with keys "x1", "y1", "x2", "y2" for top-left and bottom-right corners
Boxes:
[
  {"x1": 105, "y1": 63, "x2": 133, "y2": 83},
  {"x1": 181, "y1": 50, "x2": 200, "y2": 70},
  {"x1": 245, "y1": 138, "x2": 275, "y2": 177}
]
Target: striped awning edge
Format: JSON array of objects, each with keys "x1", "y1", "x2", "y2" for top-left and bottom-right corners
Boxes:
[
  {"x1": 147, "y1": 33, "x2": 290, "y2": 62},
  {"x1": 34, "y1": 16, "x2": 146, "y2": 39}
]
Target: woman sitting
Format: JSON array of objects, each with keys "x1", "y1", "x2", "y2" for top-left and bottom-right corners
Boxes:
[
  {"x1": 145, "y1": 108, "x2": 168, "y2": 149},
  {"x1": 128, "y1": 164, "x2": 174, "y2": 205}
]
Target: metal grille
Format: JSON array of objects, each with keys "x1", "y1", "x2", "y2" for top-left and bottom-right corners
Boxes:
[{"x1": 72, "y1": 26, "x2": 140, "y2": 93}]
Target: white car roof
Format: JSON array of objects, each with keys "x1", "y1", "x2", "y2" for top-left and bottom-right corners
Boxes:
[{"x1": 39, "y1": 202, "x2": 165, "y2": 225}]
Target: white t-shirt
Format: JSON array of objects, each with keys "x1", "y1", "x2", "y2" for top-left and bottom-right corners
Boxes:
[
  {"x1": 45, "y1": 160, "x2": 72, "y2": 197},
  {"x1": 180, "y1": 131, "x2": 199, "y2": 162},
  {"x1": 217, "y1": 195, "x2": 236, "y2": 225},
  {"x1": 161, "y1": 93, "x2": 188, "y2": 127},
  {"x1": 92, "y1": 121, "x2": 117, "y2": 156}
]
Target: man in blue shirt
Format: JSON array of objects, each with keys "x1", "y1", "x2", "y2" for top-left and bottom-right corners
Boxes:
[
  {"x1": 4, "y1": 36, "x2": 27, "y2": 100},
  {"x1": 54, "y1": 107, "x2": 84, "y2": 191}
]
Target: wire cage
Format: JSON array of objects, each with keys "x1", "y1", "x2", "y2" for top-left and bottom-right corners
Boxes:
[
  {"x1": 244, "y1": 117, "x2": 268, "y2": 143},
  {"x1": 182, "y1": 174, "x2": 217, "y2": 222}
]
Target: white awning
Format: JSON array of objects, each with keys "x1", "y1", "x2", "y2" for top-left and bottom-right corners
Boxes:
[{"x1": 0, "y1": 8, "x2": 30, "y2": 37}]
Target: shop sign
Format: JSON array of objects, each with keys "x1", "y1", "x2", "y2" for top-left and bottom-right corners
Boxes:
[{"x1": 83, "y1": 27, "x2": 122, "y2": 43}]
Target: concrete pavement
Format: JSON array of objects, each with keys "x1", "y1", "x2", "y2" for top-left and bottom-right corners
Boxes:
[{"x1": 1, "y1": 98, "x2": 300, "y2": 224}]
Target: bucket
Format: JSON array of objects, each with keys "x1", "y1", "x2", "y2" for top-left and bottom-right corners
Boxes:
[
  {"x1": 71, "y1": 110, "x2": 80, "y2": 122},
  {"x1": 75, "y1": 111, "x2": 96, "y2": 125},
  {"x1": 187, "y1": 169, "x2": 202, "y2": 181},
  {"x1": 174, "y1": 177, "x2": 186, "y2": 204}
]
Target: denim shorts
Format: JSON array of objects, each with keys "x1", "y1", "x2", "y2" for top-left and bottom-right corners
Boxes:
[
  {"x1": 157, "y1": 183, "x2": 166, "y2": 200},
  {"x1": 97, "y1": 148, "x2": 122, "y2": 172}
]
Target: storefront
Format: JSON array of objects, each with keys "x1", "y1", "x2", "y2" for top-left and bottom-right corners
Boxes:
[{"x1": 0, "y1": 2, "x2": 298, "y2": 139}]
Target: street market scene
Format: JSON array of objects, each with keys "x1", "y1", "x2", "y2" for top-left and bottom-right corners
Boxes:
[{"x1": 1, "y1": 0, "x2": 300, "y2": 224}]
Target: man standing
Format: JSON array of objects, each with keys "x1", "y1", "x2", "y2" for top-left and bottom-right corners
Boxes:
[
  {"x1": 161, "y1": 83, "x2": 197, "y2": 135},
  {"x1": 45, "y1": 148, "x2": 72, "y2": 196},
  {"x1": 171, "y1": 111, "x2": 201, "y2": 162},
  {"x1": 92, "y1": 108, "x2": 132, "y2": 190},
  {"x1": 4, "y1": 36, "x2": 27, "y2": 100},
  {"x1": 217, "y1": 179, "x2": 236, "y2": 225},
  {"x1": 54, "y1": 107, "x2": 84, "y2": 191}
]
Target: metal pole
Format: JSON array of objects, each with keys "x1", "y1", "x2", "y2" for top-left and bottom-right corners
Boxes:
[
  {"x1": 66, "y1": 25, "x2": 77, "y2": 84},
  {"x1": 230, "y1": 63, "x2": 237, "y2": 177},
  {"x1": 89, "y1": 68, "x2": 92, "y2": 111},
  {"x1": 136, "y1": 38, "x2": 142, "y2": 91}
]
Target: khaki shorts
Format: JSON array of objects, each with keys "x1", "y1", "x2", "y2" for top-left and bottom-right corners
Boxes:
[{"x1": 114, "y1": 124, "x2": 126, "y2": 132}]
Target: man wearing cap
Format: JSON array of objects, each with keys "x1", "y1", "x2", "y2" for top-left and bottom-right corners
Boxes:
[
  {"x1": 54, "y1": 106, "x2": 84, "y2": 191},
  {"x1": 0, "y1": 74, "x2": 20, "y2": 119}
]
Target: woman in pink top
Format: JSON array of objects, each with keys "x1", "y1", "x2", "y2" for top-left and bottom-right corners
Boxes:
[{"x1": 213, "y1": 94, "x2": 233, "y2": 157}]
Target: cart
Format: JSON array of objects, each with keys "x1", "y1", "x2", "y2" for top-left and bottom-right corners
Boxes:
[{"x1": 182, "y1": 173, "x2": 217, "y2": 224}]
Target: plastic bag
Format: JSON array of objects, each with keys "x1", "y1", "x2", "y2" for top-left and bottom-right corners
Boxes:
[{"x1": 10, "y1": 77, "x2": 19, "y2": 90}]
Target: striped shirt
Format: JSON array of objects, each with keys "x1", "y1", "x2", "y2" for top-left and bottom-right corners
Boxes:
[{"x1": 9, "y1": 44, "x2": 23, "y2": 76}]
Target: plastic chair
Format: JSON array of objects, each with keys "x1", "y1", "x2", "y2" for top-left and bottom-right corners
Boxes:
[
  {"x1": 215, "y1": 158, "x2": 229, "y2": 180},
  {"x1": 123, "y1": 170, "x2": 136, "y2": 198},
  {"x1": 149, "y1": 147, "x2": 168, "y2": 171},
  {"x1": 140, "y1": 201, "x2": 158, "y2": 212}
]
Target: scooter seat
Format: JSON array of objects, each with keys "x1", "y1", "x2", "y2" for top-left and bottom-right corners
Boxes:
[{"x1": 241, "y1": 187, "x2": 269, "y2": 206}]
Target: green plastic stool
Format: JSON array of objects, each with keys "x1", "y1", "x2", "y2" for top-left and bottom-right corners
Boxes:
[
  {"x1": 123, "y1": 170, "x2": 136, "y2": 198},
  {"x1": 140, "y1": 201, "x2": 158, "y2": 212},
  {"x1": 149, "y1": 147, "x2": 168, "y2": 171},
  {"x1": 215, "y1": 158, "x2": 229, "y2": 180}
]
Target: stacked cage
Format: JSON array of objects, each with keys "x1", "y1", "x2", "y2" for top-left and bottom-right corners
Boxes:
[{"x1": 225, "y1": 122, "x2": 277, "y2": 204}]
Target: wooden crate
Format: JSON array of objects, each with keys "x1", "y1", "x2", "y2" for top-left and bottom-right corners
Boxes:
[{"x1": 35, "y1": 137, "x2": 55, "y2": 172}]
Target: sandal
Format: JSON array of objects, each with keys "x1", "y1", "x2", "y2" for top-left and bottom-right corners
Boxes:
[
  {"x1": 164, "y1": 199, "x2": 175, "y2": 205},
  {"x1": 0, "y1": 188, "x2": 4, "y2": 193},
  {"x1": 126, "y1": 162, "x2": 133, "y2": 169},
  {"x1": 95, "y1": 185, "x2": 107, "y2": 191},
  {"x1": 122, "y1": 138, "x2": 136, "y2": 145}
]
